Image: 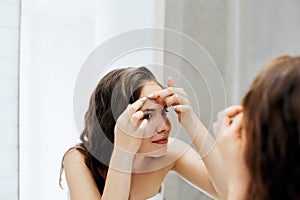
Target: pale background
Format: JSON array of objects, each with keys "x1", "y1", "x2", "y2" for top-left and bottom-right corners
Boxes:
[{"x1": 1, "y1": 0, "x2": 300, "y2": 199}]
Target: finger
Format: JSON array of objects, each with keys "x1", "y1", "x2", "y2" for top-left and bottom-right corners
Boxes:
[
  {"x1": 225, "y1": 105, "x2": 243, "y2": 118},
  {"x1": 218, "y1": 106, "x2": 243, "y2": 126},
  {"x1": 164, "y1": 94, "x2": 180, "y2": 107},
  {"x1": 147, "y1": 88, "x2": 173, "y2": 100},
  {"x1": 131, "y1": 110, "x2": 144, "y2": 126},
  {"x1": 158, "y1": 87, "x2": 187, "y2": 102},
  {"x1": 217, "y1": 110, "x2": 232, "y2": 128},
  {"x1": 128, "y1": 97, "x2": 147, "y2": 115},
  {"x1": 147, "y1": 86, "x2": 185, "y2": 103},
  {"x1": 167, "y1": 76, "x2": 176, "y2": 87},
  {"x1": 172, "y1": 105, "x2": 191, "y2": 113},
  {"x1": 136, "y1": 119, "x2": 148, "y2": 138},
  {"x1": 228, "y1": 113, "x2": 244, "y2": 135}
]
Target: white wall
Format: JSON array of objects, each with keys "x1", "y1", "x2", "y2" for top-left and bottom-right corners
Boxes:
[
  {"x1": 237, "y1": 0, "x2": 300, "y2": 98},
  {"x1": 0, "y1": 0, "x2": 20, "y2": 199},
  {"x1": 19, "y1": 0, "x2": 165, "y2": 200}
]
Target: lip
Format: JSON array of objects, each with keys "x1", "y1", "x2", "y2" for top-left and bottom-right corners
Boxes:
[{"x1": 152, "y1": 137, "x2": 169, "y2": 144}]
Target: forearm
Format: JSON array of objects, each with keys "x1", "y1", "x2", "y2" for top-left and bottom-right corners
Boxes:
[
  {"x1": 101, "y1": 150, "x2": 134, "y2": 200},
  {"x1": 201, "y1": 144, "x2": 227, "y2": 199},
  {"x1": 184, "y1": 115, "x2": 228, "y2": 199},
  {"x1": 183, "y1": 113, "x2": 212, "y2": 155}
]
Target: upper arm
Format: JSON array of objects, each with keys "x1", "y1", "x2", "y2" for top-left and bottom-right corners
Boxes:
[
  {"x1": 171, "y1": 140, "x2": 217, "y2": 198},
  {"x1": 63, "y1": 149, "x2": 101, "y2": 200}
]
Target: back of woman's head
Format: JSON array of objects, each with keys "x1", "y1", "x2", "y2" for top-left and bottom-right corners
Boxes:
[
  {"x1": 242, "y1": 56, "x2": 300, "y2": 199},
  {"x1": 79, "y1": 66, "x2": 161, "y2": 193}
]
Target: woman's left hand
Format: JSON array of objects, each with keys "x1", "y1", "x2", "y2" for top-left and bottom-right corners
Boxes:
[{"x1": 148, "y1": 77, "x2": 198, "y2": 130}]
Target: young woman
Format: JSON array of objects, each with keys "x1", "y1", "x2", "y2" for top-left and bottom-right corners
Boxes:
[
  {"x1": 60, "y1": 67, "x2": 226, "y2": 200},
  {"x1": 214, "y1": 56, "x2": 300, "y2": 199}
]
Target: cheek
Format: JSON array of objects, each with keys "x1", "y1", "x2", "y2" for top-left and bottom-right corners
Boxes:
[
  {"x1": 143, "y1": 123, "x2": 156, "y2": 137},
  {"x1": 160, "y1": 118, "x2": 172, "y2": 131},
  {"x1": 142, "y1": 117, "x2": 172, "y2": 137},
  {"x1": 138, "y1": 138, "x2": 153, "y2": 153},
  {"x1": 166, "y1": 118, "x2": 171, "y2": 129}
]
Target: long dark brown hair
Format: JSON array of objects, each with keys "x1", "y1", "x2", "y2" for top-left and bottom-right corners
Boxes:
[
  {"x1": 242, "y1": 56, "x2": 300, "y2": 199},
  {"x1": 59, "y1": 66, "x2": 162, "y2": 194}
]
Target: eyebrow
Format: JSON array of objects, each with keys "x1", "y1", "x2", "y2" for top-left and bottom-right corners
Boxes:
[
  {"x1": 141, "y1": 105, "x2": 168, "y2": 112},
  {"x1": 142, "y1": 108, "x2": 156, "y2": 112}
]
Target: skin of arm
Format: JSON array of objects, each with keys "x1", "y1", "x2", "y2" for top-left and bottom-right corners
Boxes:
[
  {"x1": 149, "y1": 77, "x2": 228, "y2": 199},
  {"x1": 168, "y1": 119, "x2": 225, "y2": 199},
  {"x1": 102, "y1": 98, "x2": 149, "y2": 200},
  {"x1": 182, "y1": 113, "x2": 226, "y2": 199},
  {"x1": 65, "y1": 98, "x2": 148, "y2": 200},
  {"x1": 169, "y1": 138, "x2": 219, "y2": 199},
  {"x1": 214, "y1": 107, "x2": 250, "y2": 200},
  {"x1": 101, "y1": 150, "x2": 135, "y2": 200}
]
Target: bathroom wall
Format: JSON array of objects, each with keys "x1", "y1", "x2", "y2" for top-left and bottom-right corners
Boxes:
[
  {"x1": 0, "y1": 0, "x2": 20, "y2": 199},
  {"x1": 2, "y1": 0, "x2": 300, "y2": 199},
  {"x1": 163, "y1": 0, "x2": 300, "y2": 199}
]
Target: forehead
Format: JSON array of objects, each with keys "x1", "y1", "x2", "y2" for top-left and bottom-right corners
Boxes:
[
  {"x1": 139, "y1": 82, "x2": 164, "y2": 109},
  {"x1": 139, "y1": 82, "x2": 162, "y2": 97}
]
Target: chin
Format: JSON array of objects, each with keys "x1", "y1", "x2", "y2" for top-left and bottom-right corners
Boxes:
[{"x1": 144, "y1": 146, "x2": 168, "y2": 158}]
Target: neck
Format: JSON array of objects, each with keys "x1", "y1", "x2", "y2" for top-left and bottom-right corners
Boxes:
[{"x1": 132, "y1": 154, "x2": 153, "y2": 173}]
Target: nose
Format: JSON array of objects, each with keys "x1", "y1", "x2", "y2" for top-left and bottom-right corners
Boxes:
[{"x1": 156, "y1": 116, "x2": 171, "y2": 134}]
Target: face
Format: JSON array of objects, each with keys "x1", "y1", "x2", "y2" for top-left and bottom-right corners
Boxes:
[{"x1": 137, "y1": 82, "x2": 171, "y2": 157}]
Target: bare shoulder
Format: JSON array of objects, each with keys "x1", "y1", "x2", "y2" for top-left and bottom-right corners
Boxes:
[
  {"x1": 162, "y1": 138, "x2": 194, "y2": 164},
  {"x1": 62, "y1": 147, "x2": 101, "y2": 199},
  {"x1": 62, "y1": 147, "x2": 94, "y2": 183},
  {"x1": 167, "y1": 137, "x2": 201, "y2": 166},
  {"x1": 63, "y1": 148, "x2": 86, "y2": 167},
  {"x1": 167, "y1": 137, "x2": 191, "y2": 156}
]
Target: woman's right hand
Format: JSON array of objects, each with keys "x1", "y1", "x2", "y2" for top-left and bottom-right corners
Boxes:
[
  {"x1": 114, "y1": 97, "x2": 148, "y2": 154},
  {"x1": 213, "y1": 106, "x2": 250, "y2": 198},
  {"x1": 213, "y1": 106, "x2": 246, "y2": 171}
]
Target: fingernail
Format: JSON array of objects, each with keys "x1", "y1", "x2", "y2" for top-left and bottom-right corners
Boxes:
[
  {"x1": 141, "y1": 97, "x2": 147, "y2": 102},
  {"x1": 166, "y1": 107, "x2": 170, "y2": 112},
  {"x1": 147, "y1": 94, "x2": 154, "y2": 99}
]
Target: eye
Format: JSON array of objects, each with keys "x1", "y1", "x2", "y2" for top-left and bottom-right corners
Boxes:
[
  {"x1": 162, "y1": 106, "x2": 169, "y2": 116},
  {"x1": 142, "y1": 113, "x2": 152, "y2": 120}
]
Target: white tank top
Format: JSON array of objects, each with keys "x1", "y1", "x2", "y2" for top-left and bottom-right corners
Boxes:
[{"x1": 67, "y1": 183, "x2": 164, "y2": 200}]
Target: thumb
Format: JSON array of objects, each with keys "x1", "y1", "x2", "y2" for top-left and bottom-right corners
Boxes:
[
  {"x1": 167, "y1": 76, "x2": 176, "y2": 87},
  {"x1": 228, "y1": 113, "x2": 244, "y2": 138},
  {"x1": 137, "y1": 119, "x2": 148, "y2": 138}
]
